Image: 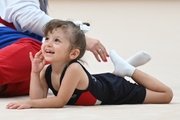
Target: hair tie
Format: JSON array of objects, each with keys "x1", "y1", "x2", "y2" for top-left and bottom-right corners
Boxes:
[{"x1": 73, "y1": 21, "x2": 90, "y2": 33}]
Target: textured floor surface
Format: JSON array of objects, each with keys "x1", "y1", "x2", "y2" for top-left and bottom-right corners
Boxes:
[{"x1": 0, "y1": 89, "x2": 180, "y2": 120}]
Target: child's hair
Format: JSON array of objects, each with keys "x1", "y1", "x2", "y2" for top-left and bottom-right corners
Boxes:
[{"x1": 43, "y1": 19, "x2": 88, "y2": 60}]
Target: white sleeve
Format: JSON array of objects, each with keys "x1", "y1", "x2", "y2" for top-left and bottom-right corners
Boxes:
[{"x1": 1, "y1": 0, "x2": 53, "y2": 36}]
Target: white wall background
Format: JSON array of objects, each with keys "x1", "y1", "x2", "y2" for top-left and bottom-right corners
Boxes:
[{"x1": 48, "y1": 0, "x2": 180, "y2": 90}]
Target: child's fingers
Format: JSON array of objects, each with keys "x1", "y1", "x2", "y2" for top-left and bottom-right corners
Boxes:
[
  {"x1": 35, "y1": 50, "x2": 43, "y2": 58},
  {"x1": 36, "y1": 50, "x2": 42, "y2": 55},
  {"x1": 6, "y1": 102, "x2": 14, "y2": 109},
  {"x1": 29, "y1": 52, "x2": 33, "y2": 61},
  {"x1": 29, "y1": 50, "x2": 42, "y2": 60},
  {"x1": 6, "y1": 102, "x2": 18, "y2": 109}
]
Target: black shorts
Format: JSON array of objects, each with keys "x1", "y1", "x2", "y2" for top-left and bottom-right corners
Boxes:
[{"x1": 93, "y1": 73, "x2": 146, "y2": 104}]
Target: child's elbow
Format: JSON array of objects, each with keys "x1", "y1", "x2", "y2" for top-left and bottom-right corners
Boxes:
[{"x1": 55, "y1": 98, "x2": 68, "y2": 108}]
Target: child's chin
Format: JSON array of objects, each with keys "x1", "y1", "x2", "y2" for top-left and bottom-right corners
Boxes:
[
  {"x1": 45, "y1": 59, "x2": 51, "y2": 62},
  {"x1": 45, "y1": 60, "x2": 51, "y2": 64}
]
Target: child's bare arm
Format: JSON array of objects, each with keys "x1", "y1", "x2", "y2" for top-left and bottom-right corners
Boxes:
[
  {"x1": 29, "y1": 51, "x2": 48, "y2": 99},
  {"x1": 30, "y1": 66, "x2": 49, "y2": 99},
  {"x1": 6, "y1": 63, "x2": 84, "y2": 109},
  {"x1": 30, "y1": 63, "x2": 83, "y2": 108}
]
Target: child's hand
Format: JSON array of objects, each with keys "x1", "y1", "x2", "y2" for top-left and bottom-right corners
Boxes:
[
  {"x1": 29, "y1": 50, "x2": 46, "y2": 73},
  {"x1": 6, "y1": 101, "x2": 32, "y2": 110}
]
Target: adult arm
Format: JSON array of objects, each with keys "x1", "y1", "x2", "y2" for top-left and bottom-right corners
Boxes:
[
  {"x1": 1, "y1": 0, "x2": 109, "y2": 61},
  {"x1": 1, "y1": 0, "x2": 52, "y2": 36}
]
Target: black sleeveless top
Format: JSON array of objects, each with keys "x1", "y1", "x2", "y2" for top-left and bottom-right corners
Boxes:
[
  {"x1": 45, "y1": 60, "x2": 106, "y2": 105},
  {"x1": 45, "y1": 60, "x2": 146, "y2": 105}
]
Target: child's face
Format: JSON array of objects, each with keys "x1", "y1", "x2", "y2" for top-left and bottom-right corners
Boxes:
[{"x1": 41, "y1": 28, "x2": 71, "y2": 63}]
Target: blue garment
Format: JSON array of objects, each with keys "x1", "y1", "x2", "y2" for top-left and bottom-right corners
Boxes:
[
  {"x1": 0, "y1": 0, "x2": 48, "y2": 48},
  {"x1": 0, "y1": 27, "x2": 42, "y2": 48}
]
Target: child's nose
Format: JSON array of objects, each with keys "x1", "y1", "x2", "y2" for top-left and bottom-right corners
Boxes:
[{"x1": 46, "y1": 40, "x2": 53, "y2": 46}]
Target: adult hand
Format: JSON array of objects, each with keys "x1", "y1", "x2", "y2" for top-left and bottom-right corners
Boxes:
[{"x1": 86, "y1": 36, "x2": 109, "y2": 62}]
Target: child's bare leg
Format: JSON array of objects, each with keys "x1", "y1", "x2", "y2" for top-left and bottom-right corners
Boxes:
[
  {"x1": 132, "y1": 70, "x2": 173, "y2": 104},
  {"x1": 110, "y1": 50, "x2": 173, "y2": 104}
]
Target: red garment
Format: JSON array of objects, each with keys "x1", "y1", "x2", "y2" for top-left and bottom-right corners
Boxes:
[
  {"x1": 0, "y1": 38, "x2": 41, "y2": 97},
  {"x1": 0, "y1": 17, "x2": 16, "y2": 30}
]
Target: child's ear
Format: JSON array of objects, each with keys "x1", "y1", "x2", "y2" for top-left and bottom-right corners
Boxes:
[{"x1": 69, "y1": 49, "x2": 80, "y2": 60}]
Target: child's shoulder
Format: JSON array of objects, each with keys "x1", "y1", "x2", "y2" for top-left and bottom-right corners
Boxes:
[
  {"x1": 67, "y1": 62, "x2": 83, "y2": 71},
  {"x1": 41, "y1": 64, "x2": 51, "y2": 75}
]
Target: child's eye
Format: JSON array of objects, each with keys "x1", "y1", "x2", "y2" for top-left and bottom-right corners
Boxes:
[
  {"x1": 45, "y1": 37, "x2": 49, "y2": 40},
  {"x1": 55, "y1": 39, "x2": 60, "y2": 42}
]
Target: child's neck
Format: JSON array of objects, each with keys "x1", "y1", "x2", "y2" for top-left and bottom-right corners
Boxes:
[
  {"x1": 51, "y1": 62, "x2": 68, "y2": 74},
  {"x1": 51, "y1": 59, "x2": 76, "y2": 74}
]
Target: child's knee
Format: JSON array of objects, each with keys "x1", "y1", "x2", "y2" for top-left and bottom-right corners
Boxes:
[{"x1": 165, "y1": 88, "x2": 173, "y2": 103}]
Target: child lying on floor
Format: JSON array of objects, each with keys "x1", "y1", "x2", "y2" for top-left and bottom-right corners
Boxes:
[{"x1": 6, "y1": 19, "x2": 173, "y2": 109}]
